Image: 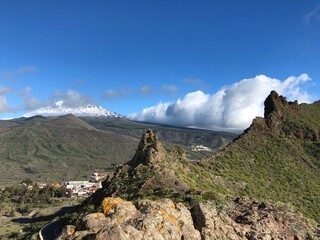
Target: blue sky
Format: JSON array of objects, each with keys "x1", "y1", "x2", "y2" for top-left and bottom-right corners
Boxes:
[{"x1": 1, "y1": 1, "x2": 320, "y2": 131}]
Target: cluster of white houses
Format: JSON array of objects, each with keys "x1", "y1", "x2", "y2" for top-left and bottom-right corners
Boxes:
[
  {"x1": 64, "y1": 171, "x2": 106, "y2": 196},
  {"x1": 190, "y1": 145, "x2": 212, "y2": 152}
]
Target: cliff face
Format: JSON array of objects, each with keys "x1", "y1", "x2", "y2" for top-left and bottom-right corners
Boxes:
[{"x1": 247, "y1": 91, "x2": 319, "y2": 141}]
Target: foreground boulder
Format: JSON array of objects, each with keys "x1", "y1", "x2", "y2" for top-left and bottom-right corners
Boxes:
[
  {"x1": 58, "y1": 197, "x2": 200, "y2": 240},
  {"x1": 58, "y1": 197, "x2": 319, "y2": 240},
  {"x1": 191, "y1": 197, "x2": 318, "y2": 240}
]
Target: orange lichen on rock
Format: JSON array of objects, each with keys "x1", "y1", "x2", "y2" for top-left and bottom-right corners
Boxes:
[
  {"x1": 94, "y1": 213, "x2": 105, "y2": 219},
  {"x1": 164, "y1": 214, "x2": 178, "y2": 223},
  {"x1": 66, "y1": 225, "x2": 75, "y2": 236},
  {"x1": 101, "y1": 197, "x2": 131, "y2": 215}
]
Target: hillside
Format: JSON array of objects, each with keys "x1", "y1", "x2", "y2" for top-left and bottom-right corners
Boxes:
[
  {"x1": 0, "y1": 115, "x2": 139, "y2": 184},
  {"x1": 81, "y1": 117, "x2": 236, "y2": 159},
  {"x1": 0, "y1": 115, "x2": 235, "y2": 184},
  {"x1": 201, "y1": 91, "x2": 320, "y2": 222},
  {"x1": 86, "y1": 92, "x2": 320, "y2": 222},
  {"x1": 61, "y1": 90, "x2": 320, "y2": 239}
]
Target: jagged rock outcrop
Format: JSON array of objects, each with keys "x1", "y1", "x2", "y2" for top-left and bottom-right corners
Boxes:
[
  {"x1": 264, "y1": 90, "x2": 300, "y2": 118},
  {"x1": 249, "y1": 91, "x2": 300, "y2": 134},
  {"x1": 86, "y1": 129, "x2": 189, "y2": 206},
  {"x1": 247, "y1": 91, "x2": 319, "y2": 141},
  {"x1": 129, "y1": 128, "x2": 164, "y2": 167},
  {"x1": 59, "y1": 197, "x2": 319, "y2": 240}
]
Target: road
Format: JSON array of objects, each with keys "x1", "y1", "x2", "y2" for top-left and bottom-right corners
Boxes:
[
  {"x1": 39, "y1": 206, "x2": 76, "y2": 240},
  {"x1": 39, "y1": 219, "x2": 63, "y2": 240}
]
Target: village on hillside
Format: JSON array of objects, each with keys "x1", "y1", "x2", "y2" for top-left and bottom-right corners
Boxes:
[{"x1": 36, "y1": 171, "x2": 107, "y2": 197}]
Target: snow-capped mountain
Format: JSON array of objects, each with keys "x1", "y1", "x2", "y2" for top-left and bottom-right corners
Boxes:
[{"x1": 23, "y1": 101, "x2": 124, "y2": 118}]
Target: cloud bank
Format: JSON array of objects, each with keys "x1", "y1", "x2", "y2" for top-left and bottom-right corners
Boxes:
[{"x1": 129, "y1": 74, "x2": 312, "y2": 132}]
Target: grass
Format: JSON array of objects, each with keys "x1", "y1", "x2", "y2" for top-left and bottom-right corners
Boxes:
[{"x1": 200, "y1": 101, "x2": 320, "y2": 223}]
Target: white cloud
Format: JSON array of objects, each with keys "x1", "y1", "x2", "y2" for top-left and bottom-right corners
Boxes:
[
  {"x1": 183, "y1": 78, "x2": 209, "y2": 90},
  {"x1": 0, "y1": 96, "x2": 10, "y2": 113},
  {"x1": 140, "y1": 84, "x2": 179, "y2": 95},
  {"x1": 0, "y1": 86, "x2": 11, "y2": 95},
  {"x1": 305, "y1": 5, "x2": 320, "y2": 24},
  {"x1": 129, "y1": 74, "x2": 312, "y2": 132},
  {"x1": 17, "y1": 66, "x2": 38, "y2": 74},
  {"x1": 51, "y1": 89, "x2": 94, "y2": 107},
  {"x1": 140, "y1": 86, "x2": 151, "y2": 95},
  {"x1": 161, "y1": 84, "x2": 178, "y2": 94},
  {"x1": 0, "y1": 86, "x2": 12, "y2": 113},
  {"x1": 19, "y1": 86, "x2": 41, "y2": 110},
  {"x1": 0, "y1": 66, "x2": 38, "y2": 81},
  {"x1": 103, "y1": 88, "x2": 132, "y2": 100}
]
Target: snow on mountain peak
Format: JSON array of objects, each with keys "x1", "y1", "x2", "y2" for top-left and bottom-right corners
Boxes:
[
  {"x1": 55, "y1": 100, "x2": 64, "y2": 107},
  {"x1": 23, "y1": 102, "x2": 124, "y2": 118}
]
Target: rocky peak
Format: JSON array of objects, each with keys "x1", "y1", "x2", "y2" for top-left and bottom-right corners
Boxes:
[
  {"x1": 247, "y1": 91, "x2": 302, "y2": 135},
  {"x1": 264, "y1": 90, "x2": 300, "y2": 118},
  {"x1": 128, "y1": 129, "x2": 163, "y2": 168}
]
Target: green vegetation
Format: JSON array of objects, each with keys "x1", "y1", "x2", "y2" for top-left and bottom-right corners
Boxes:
[
  {"x1": 200, "y1": 100, "x2": 320, "y2": 223},
  {"x1": 0, "y1": 182, "x2": 71, "y2": 215},
  {"x1": 0, "y1": 181, "x2": 77, "y2": 240},
  {"x1": 0, "y1": 115, "x2": 235, "y2": 185},
  {"x1": 87, "y1": 95, "x2": 320, "y2": 225}
]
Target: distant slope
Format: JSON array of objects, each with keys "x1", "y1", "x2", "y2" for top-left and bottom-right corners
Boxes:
[
  {"x1": 0, "y1": 115, "x2": 236, "y2": 184},
  {"x1": 0, "y1": 115, "x2": 139, "y2": 184},
  {"x1": 81, "y1": 117, "x2": 236, "y2": 159}
]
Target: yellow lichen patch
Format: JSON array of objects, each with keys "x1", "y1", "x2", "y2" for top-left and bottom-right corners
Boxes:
[
  {"x1": 159, "y1": 209, "x2": 167, "y2": 216},
  {"x1": 168, "y1": 200, "x2": 176, "y2": 209},
  {"x1": 94, "y1": 213, "x2": 105, "y2": 219},
  {"x1": 164, "y1": 214, "x2": 178, "y2": 223},
  {"x1": 101, "y1": 197, "x2": 131, "y2": 215},
  {"x1": 116, "y1": 216, "x2": 125, "y2": 223}
]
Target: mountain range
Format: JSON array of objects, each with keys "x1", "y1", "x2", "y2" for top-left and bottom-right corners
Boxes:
[{"x1": 0, "y1": 114, "x2": 236, "y2": 185}]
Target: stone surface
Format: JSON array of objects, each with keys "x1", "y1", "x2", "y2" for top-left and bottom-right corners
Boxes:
[
  {"x1": 59, "y1": 197, "x2": 319, "y2": 240},
  {"x1": 129, "y1": 128, "x2": 164, "y2": 167},
  {"x1": 191, "y1": 197, "x2": 319, "y2": 240},
  {"x1": 192, "y1": 202, "x2": 246, "y2": 240},
  {"x1": 59, "y1": 197, "x2": 200, "y2": 240}
]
